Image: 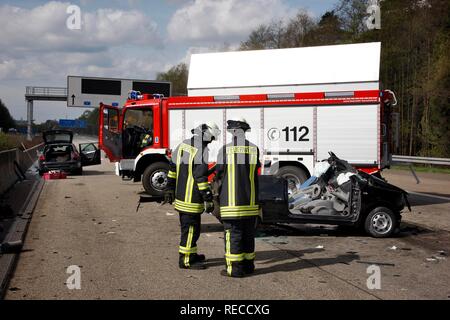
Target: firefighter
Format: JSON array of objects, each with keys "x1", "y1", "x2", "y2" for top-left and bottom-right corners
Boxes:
[
  {"x1": 215, "y1": 119, "x2": 261, "y2": 277},
  {"x1": 164, "y1": 123, "x2": 221, "y2": 269}
]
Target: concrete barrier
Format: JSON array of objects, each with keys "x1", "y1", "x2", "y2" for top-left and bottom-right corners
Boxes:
[
  {"x1": 0, "y1": 143, "x2": 43, "y2": 195},
  {"x1": 0, "y1": 149, "x2": 18, "y2": 195}
]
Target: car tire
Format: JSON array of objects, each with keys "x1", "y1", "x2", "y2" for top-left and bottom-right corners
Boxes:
[
  {"x1": 142, "y1": 162, "x2": 169, "y2": 196},
  {"x1": 74, "y1": 167, "x2": 83, "y2": 176},
  {"x1": 364, "y1": 207, "x2": 398, "y2": 238},
  {"x1": 275, "y1": 166, "x2": 308, "y2": 193}
]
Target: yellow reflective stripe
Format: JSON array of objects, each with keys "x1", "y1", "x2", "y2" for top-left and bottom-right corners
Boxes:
[
  {"x1": 185, "y1": 148, "x2": 197, "y2": 203},
  {"x1": 227, "y1": 153, "x2": 232, "y2": 207},
  {"x1": 225, "y1": 253, "x2": 245, "y2": 261},
  {"x1": 249, "y1": 154, "x2": 256, "y2": 206},
  {"x1": 229, "y1": 153, "x2": 235, "y2": 206},
  {"x1": 168, "y1": 170, "x2": 177, "y2": 179},
  {"x1": 225, "y1": 230, "x2": 232, "y2": 276},
  {"x1": 221, "y1": 211, "x2": 260, "y2": 218},
  {"x1": 179, "y1": 143, "x2": 197, "y2": 154},
  {"x1": 220, "y1": 205, "x2": 259, "y2": 211},
  {"x1": 174, "y1": 200, "x2": 204, "y2": 213},
  {"x1": 179, "y1": 246, "x2": 198, "y2": 254},
  {"x1": 197, "y1": 182, "x2": 209, "y2": 191},
  {"x1": 175, "y1": 147, "x2": 182, "y2": 186},
  {"x1": 244, "y1": 252, "x2": 256, "y2": 260},
  {"x1": 184, "y1": 226, "x2": 194, "y2": 267}
]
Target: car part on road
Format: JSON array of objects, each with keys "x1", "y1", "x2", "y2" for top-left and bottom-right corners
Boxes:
[
  {"x1": 364, "y1": 207, "x2": 398, "y2": 237},
  {"x1": 0, "y1": 240, "x2": 23, "y2": 254},
  {"x1": 259, "y1": 152, "x2": 410, "y2": 238}
]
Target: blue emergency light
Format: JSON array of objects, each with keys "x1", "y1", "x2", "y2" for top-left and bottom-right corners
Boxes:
[{"x1": 128, "y1": 90, "x2": 143, "y2": 100}]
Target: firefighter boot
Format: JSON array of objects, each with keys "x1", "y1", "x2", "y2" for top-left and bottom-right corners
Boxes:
[
  {"x1": 179, "y1": 254, "x2": 207, "y2": 270},
  {"x1": 243, "y1": 259, "x2": 255, "y2": 274},
  {"x1": 191, "y1": 253, "x2": 206, "y2": 263}
]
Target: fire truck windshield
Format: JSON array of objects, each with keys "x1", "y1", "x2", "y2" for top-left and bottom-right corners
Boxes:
[
  {"x1": 122, "y1": 108, "x2": 154, "y2": 158},
  {"x1": 123, "y1": 109, "x2": 153, "y2": 131}
]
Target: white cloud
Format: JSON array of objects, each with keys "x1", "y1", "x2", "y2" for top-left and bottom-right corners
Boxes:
[
  {"x1": 167, "y1": 0, "x2": 291, "y2": 43},
  {"x1": 0, "y1": 1, "x2": 165, "y2": 81},
  {"x1": 0, "y1": 1, "x2": 160, "y2": 57}
]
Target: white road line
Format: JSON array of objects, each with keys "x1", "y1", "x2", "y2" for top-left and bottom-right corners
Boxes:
[{"x1": 408, "y1": 191, "x2": 450, "y2": 201}]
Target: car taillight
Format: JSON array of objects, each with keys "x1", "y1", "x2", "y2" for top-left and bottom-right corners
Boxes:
[{"x1": 39, "y1": 155, "x2": 45, "y2": 161}]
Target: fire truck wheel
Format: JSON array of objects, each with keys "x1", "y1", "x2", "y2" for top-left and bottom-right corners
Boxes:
[
  {"x1": 142, "y1": 162, "x2": 169, "y2": 196},
  {"x1": 276, "y1": 166, "x2": 308, "y2": 194}
]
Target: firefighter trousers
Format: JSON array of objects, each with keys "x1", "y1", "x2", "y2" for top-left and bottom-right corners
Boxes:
[
  {"x1": 222, "y1": 217, "x2": 257, "y2": 277},
  {"x1": 178, "y1": 211, "x2": 202, "y2": 267}
]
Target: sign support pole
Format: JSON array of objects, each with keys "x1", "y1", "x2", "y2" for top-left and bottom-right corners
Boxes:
[{"x1": 26, "y1": 99, "x2": 33, "y2": 141}]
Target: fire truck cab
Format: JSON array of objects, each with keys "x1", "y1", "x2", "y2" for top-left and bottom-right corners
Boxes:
[{"x1": 99, "y1": 42, "x2": 396, "y2": 197}]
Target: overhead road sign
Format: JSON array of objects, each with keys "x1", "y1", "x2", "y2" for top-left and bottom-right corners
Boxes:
[
  {"x1": 59, "y1": 119, "x2": 87, "y2": 129},
  {"x1": 67, "y1": 76, "x2": 171, "y2": 108}
]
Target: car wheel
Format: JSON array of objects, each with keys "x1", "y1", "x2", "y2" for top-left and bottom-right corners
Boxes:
[
  {"x1": 364, "y1": 207, "x2": 398, "y2": 238},
  {"x1": 142, "y1": 162, "x2": 169, "y2": 196},
  {"x1": 74, "y1": 167, "x2": 83, "y2": 176},
  {"x1": 275, "y1": 166, "x2": 308, "y2": 194}
]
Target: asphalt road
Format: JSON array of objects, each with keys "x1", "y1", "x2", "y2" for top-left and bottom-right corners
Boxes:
[{"x1": 4, "y1": 153, "x2": 450, "y2": 299}]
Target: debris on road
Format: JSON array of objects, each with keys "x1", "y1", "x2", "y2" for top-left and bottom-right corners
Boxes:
[
  {"x1": 43, "y1": 171, "x2": 67, "y2": 180},
  {"x1": 315, "y1": 245, "x2": 324, "y2": 249},
  {"x1": 0, "y1": 240, "x2": 24, "y2": 254},
  {"x1": 389, "y1": 245, "x2": 398, "y2": 250}
]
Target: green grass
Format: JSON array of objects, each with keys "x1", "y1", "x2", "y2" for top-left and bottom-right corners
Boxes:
[
  {"x1": 0, "y1": 133, "x2": 43, "y2": 152},
  {"x1": 390, "y1": 164, "x2": 450, "y2": 175},
  {"x1": 0, "y1": 132, "x2": 16, "y2": 151}
]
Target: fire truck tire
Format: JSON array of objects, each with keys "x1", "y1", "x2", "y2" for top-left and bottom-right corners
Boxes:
[
  {"x1": 142, "y1": 162, "x2": 169, "y2": 196},
  {"x1": 275, "y1": 166, "x2": 308, "y2": 192}
]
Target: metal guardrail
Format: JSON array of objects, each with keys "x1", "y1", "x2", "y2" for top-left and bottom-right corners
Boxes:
[
  {"x1": 392, "y1": 155, "x2": 450, "y2": 166},
  {"x1": 25, "y1": 86, "x2": 67, "y2": 96}
]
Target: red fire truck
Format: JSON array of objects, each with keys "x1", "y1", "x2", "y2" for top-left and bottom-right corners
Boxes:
[{"x1": 99, "y1": 42, "x2": 396, "y2": 197}]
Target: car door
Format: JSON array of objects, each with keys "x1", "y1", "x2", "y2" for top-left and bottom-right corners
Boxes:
[
  {"x1": 99, "y1": 103, "x2": 122, "y2": 161},
  {"x1": 79, "y1": 143, "x2": 101, "y2": 166}
]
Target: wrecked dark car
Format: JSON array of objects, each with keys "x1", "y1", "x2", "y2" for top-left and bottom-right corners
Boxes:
[
  {"x1": 258, "y1": 152, "x2": 410, "y2": 238},
  {"x1": 38, "y1": 130, "x2": 101, "y2": 175}
]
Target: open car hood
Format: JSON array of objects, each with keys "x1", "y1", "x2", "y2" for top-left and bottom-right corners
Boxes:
[{"x1": 43, "y1": 130, "x2": 73, "y2": 144}]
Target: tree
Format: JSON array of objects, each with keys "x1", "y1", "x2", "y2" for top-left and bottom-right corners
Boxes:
[
  {"x1": 0, "y1": 99, "x2": 16, "y2": 132},
  {"x1": 334, "y1": 0, "x2": 368, "y2": 40},
  {"x1": 156, "y1": 63, "x2": 189, "y2": 96},
  {"x1": 78, "y1": 108, "x2": 99, "y2": 135},
  {"x1": 311, "y1": 10, "x2": 349, "y2": 45},
  {"x1": 240, "y1": 22, "x2": 286, "y2": 50},
  {"x1": 281, "y1": 10, "x2": 317, "y2": 48}
]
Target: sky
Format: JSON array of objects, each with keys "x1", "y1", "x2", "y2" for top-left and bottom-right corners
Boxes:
[{"x1": 0, "y1": 0, "x2": 336, "y2": 123}]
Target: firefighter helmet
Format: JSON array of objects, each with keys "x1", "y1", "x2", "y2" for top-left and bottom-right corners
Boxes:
[
  {"x1": 191, "y1": 123, "x2": 221, "y2": 142},
  {"x1": 227, "y1": 118, "x2": 250, "y2": 132}
]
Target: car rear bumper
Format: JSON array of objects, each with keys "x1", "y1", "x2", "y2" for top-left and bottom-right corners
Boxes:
[{"x1": 39, "y1": 161, "x2": 81, "y2": 173}]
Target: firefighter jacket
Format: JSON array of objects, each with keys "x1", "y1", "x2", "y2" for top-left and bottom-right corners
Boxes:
[
  {"x1": 216, "y1": 135, "x2": 261, "y2": 219},
  {"x1": 167, "y1": 137, "x2": 212, "y2": 214}
]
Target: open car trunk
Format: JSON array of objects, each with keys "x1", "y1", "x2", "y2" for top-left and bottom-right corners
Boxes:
[{"x1": 44, "y1": 144, "x2": 74, "y2": 163}]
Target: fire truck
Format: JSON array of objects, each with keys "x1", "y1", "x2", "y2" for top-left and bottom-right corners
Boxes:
[{"x1": 99, "y1": 42, "x2": 396, "y2": 197}]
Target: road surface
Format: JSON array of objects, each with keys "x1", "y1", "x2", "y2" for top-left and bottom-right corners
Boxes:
[{"x1": 4, "y1": 153, "x2": 450, "y2": 299}]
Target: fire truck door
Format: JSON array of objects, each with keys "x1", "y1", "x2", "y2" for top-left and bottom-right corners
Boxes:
[{"x1": 99, "y1": 104, "x2": 122, "y2": 162}]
